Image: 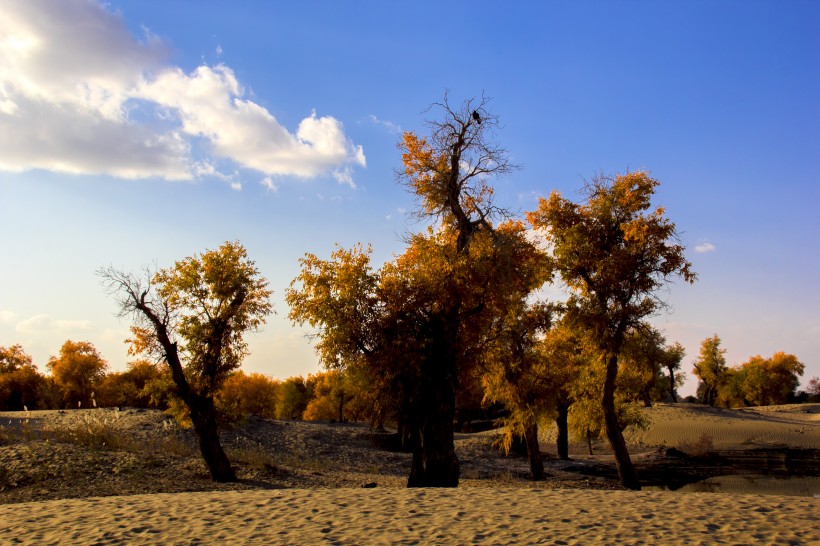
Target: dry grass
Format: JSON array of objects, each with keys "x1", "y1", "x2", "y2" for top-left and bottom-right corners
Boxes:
[
  {"x1": 678, "y1": 433, "x2": 715, "y2": 456},
  {"x1": 2, "y1": 409, "x2": 195, "y2": 457}
]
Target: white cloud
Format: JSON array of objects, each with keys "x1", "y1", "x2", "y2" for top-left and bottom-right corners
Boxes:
[
  {"x1": 15, "y1": 314, "x2": 94, "y2": 335},
  {"x1": 695, "y1": 242, "x2": 716, "y2": 254},
  {"x1": 0, "y1": 311, "x2": 18, "y2": 323},
  {"x1": 230, "y1": 182, "x2": 242, "y2": 191},
  {"x1": 363, "y1": 114, "x2": 401, "y2": 134},
  {"x1": 260, "y1": 176, "x2": 278, "y2": 192},
  {"x1": 0, "y1": 0, "x2": 365, "y2": 184}
]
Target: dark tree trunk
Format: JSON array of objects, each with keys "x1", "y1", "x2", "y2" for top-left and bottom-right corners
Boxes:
[
  {"x1": 407, "y1": 396, "x2": 459, "y2": 487},
  {"x1": 407, "y1": 426, "x2": 425, "y2": 485},
  {"x1": 586, "y1": 429, "x2": 593, "y2": 455},
  {"x1": 555, "y1": 401, "x2": 570, "y2": 460},
  {"x1": 523, "y1": 422, "x2": 544, "y2": 480},
  {"x1": 602, "y1": 353, "x2": 641, "y2": 490},
  {"x1": 641, "y1": 386, "x2": 653, "y2": 408},
  {"x1": 337, "y1": 393, "x2": 346, "y2": 423},
  {"x1": 667, "y1": 366, "x2": 678, "y2": 402},
  {"x1": 189, "y1": 394, "x2": 236, "y2": 482},
  {"x1": 407, "y1": 346, "x2": 459, "y2": 488}
]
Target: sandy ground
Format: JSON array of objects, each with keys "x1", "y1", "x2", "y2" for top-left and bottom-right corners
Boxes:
[
  {"x1": 1, "y1": 404, "x2": 818, "y2": 544},
  {"x1": 622, "y1": 403, "x2": 820, "y2": 450},
  {"x1": 0, "y1": 488, "x2": 817, "y2": 545},
  {"x1": 538, "y1": 403, "x2": 820, "y2": 452}
]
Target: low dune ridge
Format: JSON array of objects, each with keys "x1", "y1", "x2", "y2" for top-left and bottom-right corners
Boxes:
[
  {"x1": 537, "y1": 403, "x2": 820, "y2": 452},
  {"x1": 0, "y1": 488, "x2": 817, "y2": 545},
  {"x1": 622, "y1": 403, "x2": 820, "y2": 450}
]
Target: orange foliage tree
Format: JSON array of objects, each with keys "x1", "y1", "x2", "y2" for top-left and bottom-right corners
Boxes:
[
  {"x1": 100, "y1": 241, "x2": 272, "y2": 482},
  {"x1": 218, "y1": 371, "x2": 280, "y2": 420},
  {"x1": 46, "y1": 340, "x2": 108, "y2": 409},
  {"x1": 527, "y1": 172, "x2": 696, "y2": 490},
  {"x1": 0, "y1": 344, "x2": 49, "y2": 410},
  {"x1": 96, "y1": 359, "x2": 165, "y2": 408},
  {"x1": 289, "y1": 96, "x2": 545, "y2": 487}
]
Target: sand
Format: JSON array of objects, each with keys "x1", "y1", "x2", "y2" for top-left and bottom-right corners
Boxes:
[
  {"x1": 622, "y1": 403, "x2": 820, "y2": 450},
  {"x1": 0, "y1": 488, "x2": 817, "y2": 545},
  {"x1": 2, "y1": 404, "x2": 818, "y2": 543}
]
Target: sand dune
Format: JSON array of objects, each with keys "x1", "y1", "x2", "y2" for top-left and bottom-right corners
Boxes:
[
  {"x1": 537, "y1": 403, "x2": 820, "y2": 452},
  {"x1": 622, "y1": 403, "x2": 820, "y2": 450},
  {"x1": 1, "y1": 488, "x2": 817, "y2": 545}
]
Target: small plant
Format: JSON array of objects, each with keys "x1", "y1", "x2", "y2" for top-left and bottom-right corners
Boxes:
[
  {"x1": 680, "y1": 433, "x2": 715, "y2": 456},
  {"x1": 44, "y1": 412, "x2": 125, "y2": 450}
]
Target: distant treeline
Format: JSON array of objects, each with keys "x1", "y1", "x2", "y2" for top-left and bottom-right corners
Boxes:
[{"x1": 2, "y1": 339, "x2": 815, "y2": 421}]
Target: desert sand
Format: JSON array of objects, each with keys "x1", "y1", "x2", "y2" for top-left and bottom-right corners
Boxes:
[
  {"x1": 622, "y1": 403, "x2": 820, "y2": 450},
  {"x1": 0, "y1": 488, "x2": 817, "y2": 545},
  {"x1": 1, "y1": 404, "x2": 818, "y2": 544}
]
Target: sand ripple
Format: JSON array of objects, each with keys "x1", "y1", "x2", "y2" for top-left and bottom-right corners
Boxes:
[{"x1": 0, "y1": 488, "x2": 817, "y2": 545}]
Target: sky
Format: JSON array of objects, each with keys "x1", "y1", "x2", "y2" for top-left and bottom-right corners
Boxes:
[{"x1": 1, "y1": 0, "x2": 818, "y2": 397}]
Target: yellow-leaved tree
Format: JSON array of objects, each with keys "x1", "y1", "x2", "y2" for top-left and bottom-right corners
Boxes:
[
  {"x1": 100, "y1": 241, "x2": 272, "y2": 482},
  {"x1": 47, "y1": 340, "x2": 108, "y2": 409},
  {"x1": 289, "y1": 96, "x2": 547, "y2": 487},
  {"x1": 527, "y1": 172, "x2": 695, "y2": 490}
]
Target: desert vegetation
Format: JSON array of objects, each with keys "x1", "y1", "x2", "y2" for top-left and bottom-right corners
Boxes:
[{"x1": 1, "y1": 96, "x2": 815, "y2": 494}]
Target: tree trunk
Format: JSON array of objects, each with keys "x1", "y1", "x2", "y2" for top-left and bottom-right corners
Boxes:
[
  {"x1": 586, "y1": 429, "x2": 593, "y2": 455},
  {"x1": 523, "y1": 422, "x2": 544, "y2": 480},
  {"x1": 407, "y1": 351, "x2": 459, "y2": 487},
  {"x1": 602, "y1": 353, "x2": 641, "y2": 490},
  {"x1": 407, "y1": 426, "x2": 425, "y2": 486},
  {"x1": 133, "y1": 295, "x2": 236, "y2": 483},
  {"x1": 189, "y1": 394, "x2": 236, "y2": 482},
  {"x1": 667, "y1": 366, "x2": 677, "y2": 402},
  {"x1": 640, "y1": 376, "x2": 653, "y2": 407},
  {"x1": 337, "y1": 393, "x2": 346, "y2": 423},
  {"x1": 555, "y1": 401, "x2": 570, "y2": 460}
]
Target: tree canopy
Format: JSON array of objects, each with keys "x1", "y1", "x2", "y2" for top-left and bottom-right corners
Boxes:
[
  {"x1": 46, "y1": 340, "x2": 108, "y2": 409},
  {"x1": 289, "y1": 96, "x2": 547, "y2": 487},
  {"x1": 100, "y1": 240, "x2": 272, "y2": 482},
  {"x1": 527, "y1": 171, "x2": 696, "y2": 490}
]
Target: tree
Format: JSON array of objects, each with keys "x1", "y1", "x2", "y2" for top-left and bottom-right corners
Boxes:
[
  {"x1": 692, "y1": 335, "x2": 727, "y2": 407},
  {"x1": 276, "y1": 376, "x2": 310, "y2": 420},
  {"x1": 662, "y1": 342, "x2": 686, "y2": 402},
  {"x1": 218, "y1": 371, "x2": 280, "y2": 421},
  {"x1": 0, "y1": 344, "x2": 48, "y2": 410},
  {"x1": 288, "y1": 96, "x2": 543, "y2": 487},
  {"x1": 303, "y1": 370, "x2": 351, "y2": 422},
  {"x1": 96, "y1": 359, "x2": 164, "y2": 408},
  {"x1": 100, "y1": 241, "x2": 272, "y2": 482},
  {"x1": 527, "y1": 172, "x2": 696, "y2": 490},
  {"x1": 619, "y1": 327, "x2": 686, "y2": 406},
  {"x1": 47, "y1": 340, "x2": 108, "y2": 408},
  {"x1": 481, "y1": 302, "x2": 555, "y2": 479},
  {"x1": 738, "y1": 352, "x2": 804, "y2": 406}
]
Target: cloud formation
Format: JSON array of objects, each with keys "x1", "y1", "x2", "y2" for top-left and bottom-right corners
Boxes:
[
  {"x1": 695, "y1": 242, "x2": 717, "y2": 254},
  {"x1": 363, "y1": 114, "x2": 402, "y2": 134},
  {"x1": 0, "y1": 0, "x2": 365, "y2": 184},
  {"x1": 15, "y1": 314, "x2": 94, "y2": 335}
]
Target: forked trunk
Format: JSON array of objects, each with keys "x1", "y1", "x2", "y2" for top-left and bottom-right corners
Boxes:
[
  {"x1": 190, "y1": 395, "x2": 236, "y2": 482},
  {"x1": 555, "y1": 401, "x2": 570, "y2": 460},
  {"x1": 602, "y1": 353, "x2": 640, "y2": 490},
  {"x1": 523, "y1": 422, "x2": 544, "y2": 480}
]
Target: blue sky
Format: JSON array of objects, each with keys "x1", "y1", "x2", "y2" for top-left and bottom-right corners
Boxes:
[{"x1": 1, "y1": 0, "x2": 818, "y2": 396}]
